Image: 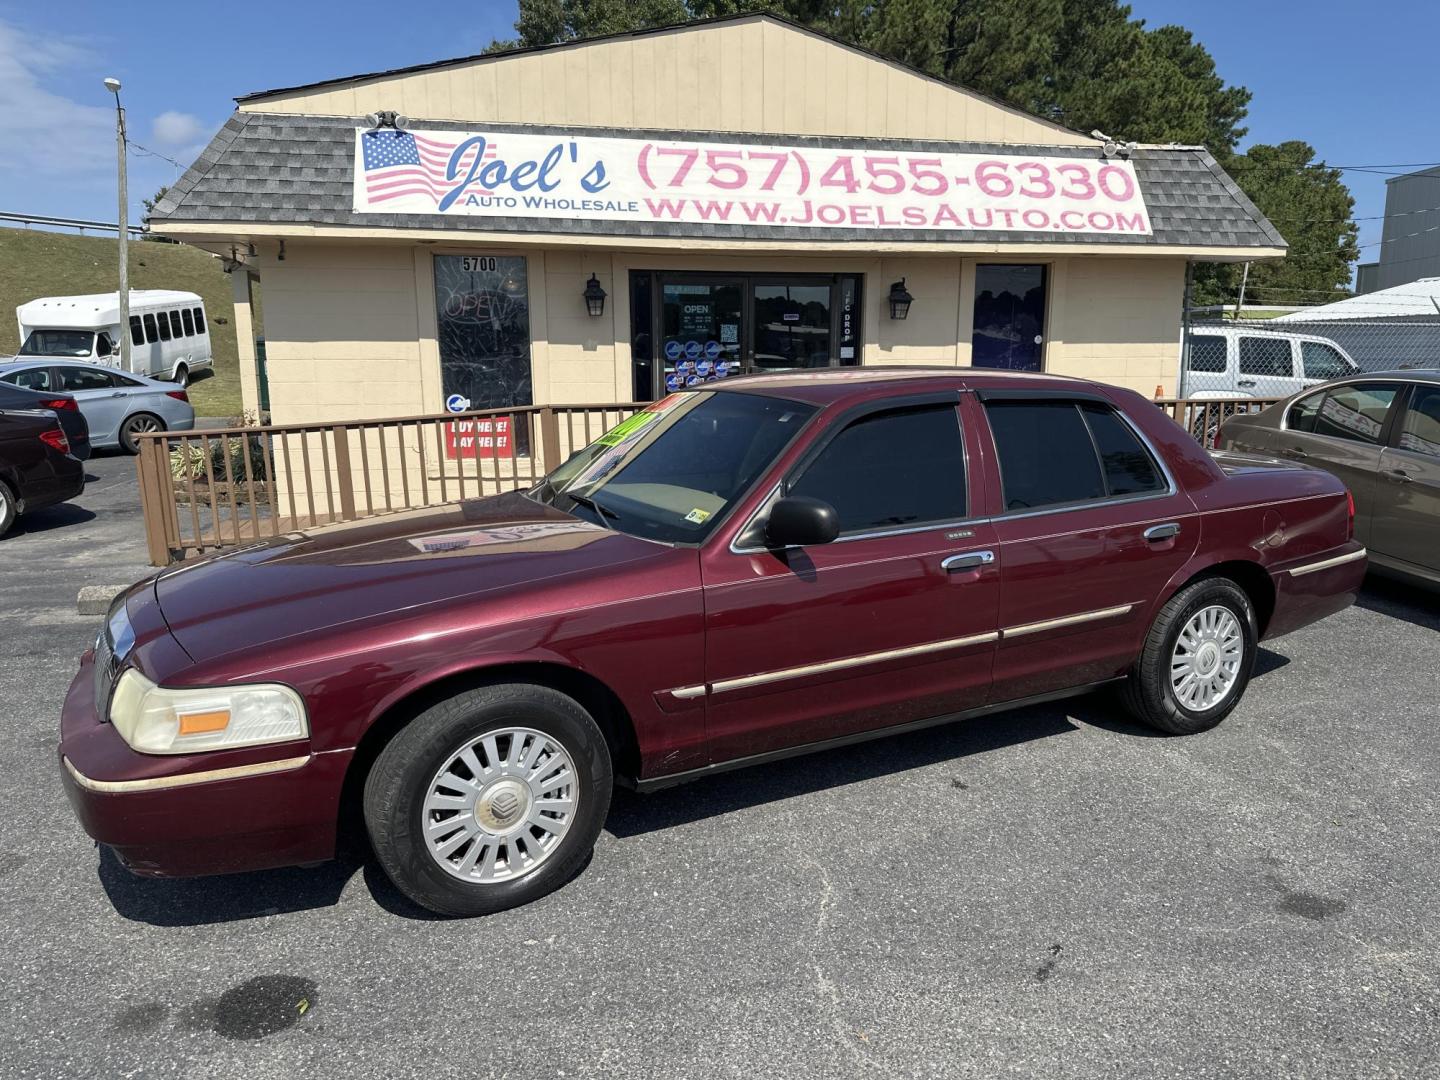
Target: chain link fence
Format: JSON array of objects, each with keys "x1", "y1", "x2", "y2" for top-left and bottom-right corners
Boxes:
[{"x1": 1179, "y1": 316, "x2": 1440, "y2": 399}]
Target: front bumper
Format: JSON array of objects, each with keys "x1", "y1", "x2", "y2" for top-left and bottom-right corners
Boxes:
[{"x1": 58, "y1": 650, "x2": 351, "y2": 878}]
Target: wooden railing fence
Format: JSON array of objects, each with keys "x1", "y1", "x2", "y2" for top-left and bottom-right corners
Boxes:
[{"x1": 135, "y1": 395, "x2": 1281, "y2": 566}]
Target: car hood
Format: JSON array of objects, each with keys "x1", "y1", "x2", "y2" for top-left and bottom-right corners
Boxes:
[{"x1": 153, "y1": 492, "x2": 667, "y2": 663}]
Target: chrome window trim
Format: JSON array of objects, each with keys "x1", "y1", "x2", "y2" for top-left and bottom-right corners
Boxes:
[
  {"x1": 1286, "y1": 548, "x2": 1367, "y2": 577},
  {"x1": 1001, "y1": 603, "x2": 1135, "y2": 639},
  {"x1": 729, "y1": 509, "x2": 993, "y2": 556}
]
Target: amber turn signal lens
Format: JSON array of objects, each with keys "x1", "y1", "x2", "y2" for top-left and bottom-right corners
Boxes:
[{"x1": 177, "y1": 710, "x2": 231, "y2": 736}]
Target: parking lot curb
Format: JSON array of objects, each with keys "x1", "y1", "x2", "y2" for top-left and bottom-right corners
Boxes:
[{"x1": 77, "y1": 585, "x2": 128, "y2": 616}]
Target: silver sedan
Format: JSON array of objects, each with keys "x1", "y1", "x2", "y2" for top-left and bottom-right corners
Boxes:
[{"x1": 0, "y1": 360, "x2": 195, "y2": 454}]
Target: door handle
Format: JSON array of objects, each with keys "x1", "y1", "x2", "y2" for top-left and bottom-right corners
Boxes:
[
  {"x1": 1385, "y1": 468, "x2": 1413, "y2": 484},
  {"x1": 1281, "y1": 446, "x2": 1308, "y2": 460},
  {"x1": 941, "y1": 550, "x2": 995, "y2": 573},
  {"x1": 1237, "y1": 379, "x2": 1257, "y2": 388},
  {"x1": 1143, "y1": 523, "x2": 1181, "y2": 542}
]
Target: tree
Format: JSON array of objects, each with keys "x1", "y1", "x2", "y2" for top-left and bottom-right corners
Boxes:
[
  {"x1": 499, "y1": 2, "x2": 1356, "y2": 290},
  {"x1": 1192, "y1": 142, "x2": 1360, "y2": 307},
  {"x1": 503, "y1": 1, "x2": 1251, "y2": 153},
  {"x1": 141, "y1": 187, "x2": 176, "y2": 243}
]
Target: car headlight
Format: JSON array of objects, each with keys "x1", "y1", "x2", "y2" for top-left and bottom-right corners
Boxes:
[{"x1": 108, "y1": 669, "x2": 308, "y2": 755}]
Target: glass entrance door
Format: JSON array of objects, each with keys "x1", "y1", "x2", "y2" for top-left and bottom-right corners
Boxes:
[
  {"x1": 638, "y1": 272, "x2": 862, "y2": 397},
  {"x1": 659, "y1": 279, "x2": 744, "y2": 391},
  {"x1": 971, "y1": 264, "x2": 1047, "y2": 372},
  {"x1": 753, "y1": 282, "x2": 831, "y2": 372}
]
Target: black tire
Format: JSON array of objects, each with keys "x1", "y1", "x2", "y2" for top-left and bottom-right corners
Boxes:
[
  {"x1": 0, "y1": 479, "x2": 16, "y2": 538},
  {"x1": 363, "y1": 683, "x2": 612, "y2": 917},
  {"x1": 1120, "y1": 576, "x2": 1257, "y2": 735},
  {"x1": 173, "y1": 365, "x2": 190, "y2": 388},
  {"x1": 118, "y1": 413, "x2": 163, "y2": 455}
]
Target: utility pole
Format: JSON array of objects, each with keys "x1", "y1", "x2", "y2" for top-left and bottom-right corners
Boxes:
[
  {"x1": 104, "y1": 77, "x2": 130, "y2": 373},
  {"x1": 1233, "y1": 261, "x2": 1251, "y2": 322}
]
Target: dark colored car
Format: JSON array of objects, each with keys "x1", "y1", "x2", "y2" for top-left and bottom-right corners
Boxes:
[
  {"x1": 0, "y1": 409, "x2": 85, "y2": 537},
  {"x1": 60, "y1": 369, "x2": 1365, "y2": 916},
  {"x1": 1220, "y1": 370, "x2": 1440, "y2": 588},
  {"x1": 0, "y1": 381, "x2": 90, "y2": 461}
]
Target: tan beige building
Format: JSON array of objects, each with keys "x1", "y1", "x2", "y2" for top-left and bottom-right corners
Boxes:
[{"x1": 153, "y1": 12, "x2": 1284, "y2": 426}]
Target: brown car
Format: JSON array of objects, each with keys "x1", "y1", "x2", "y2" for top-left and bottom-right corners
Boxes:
[{"x1": 1220, "y1": 370, "x2": 1440, "y2": 588}]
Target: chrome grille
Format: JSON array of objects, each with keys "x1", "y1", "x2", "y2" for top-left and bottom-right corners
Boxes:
[{"x1": 92, "y1": 628, "x2": 116, "y2": 721}]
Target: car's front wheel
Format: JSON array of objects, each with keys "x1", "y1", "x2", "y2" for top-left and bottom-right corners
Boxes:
[
  {"x1": 1120, "y1": 576, "x2": 1257, "y2": 734},
  {"x1": 363, "y1": 683, "x2": 613, "y2": 917}
]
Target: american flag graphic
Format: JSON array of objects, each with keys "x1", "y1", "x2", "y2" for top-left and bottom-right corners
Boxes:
[{"x1": 359, "y1": 130, "x2": 491, "y2": 205}]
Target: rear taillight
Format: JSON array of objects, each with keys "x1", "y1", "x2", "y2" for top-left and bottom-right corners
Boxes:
[
  {"x1": 1346, "y1": 489, "x2": 1355, "y2": 540},
  {"x1": 41, "y1": 397, "x2": 78, "y2": 412},
  {"x1": 165, "y1": 390, "x2": 189, "y2": 402},
  {"x1": 39, "y1": 427, "x2": 70, "y2": 454}
]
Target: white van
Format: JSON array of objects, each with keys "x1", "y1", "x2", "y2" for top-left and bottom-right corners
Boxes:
[
  {"x1": 1181, "y1": 325, "x2": 1360, "y2": 399},
  {"x1": 15, "y1": 290, "x2": 213, "y2": 387}
]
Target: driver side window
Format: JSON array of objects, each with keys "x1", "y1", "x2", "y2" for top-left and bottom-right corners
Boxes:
[{"x1": 787, "y1": 405, "x2": 967, "y2": 534}]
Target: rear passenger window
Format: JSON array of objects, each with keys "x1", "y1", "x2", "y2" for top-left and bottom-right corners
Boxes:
[
  {"x1": 192, "y1": 307, "x2": 206, "y2": 333},
  {"x1": 156, "y1": 312, "x2": 172, "y2": 341},
  {"x1": 788, "y1": 405, "x2": 966, "y2": 533},
  {"x1": 986, "y1": 400, "x2": 1165, "y2": 512},
  {"x1": 1188, "y1": 336, "x2": 1227, "y2": 373},
  {"x1": 987, "y1": 401, "x2": 1104, "y2": 511},
  {"x1": 1080, "y1": 404, "x2": 1165, "y2": 495},
  {"x1": 1286, "y1": 391, "x2": 1324, "y2": 432},
  {"x1": 59, "y1": 367, "x2": 116, "y2": 392},
  {"x1": 1314, "y1": 383, "x2": 1398, "y2": 444},
  {"x1": 181, "y1": 309, "x2": 195, "y2": 336},
  {"x1": 1398, "y1": 385, "x2": 1440, "y2": 458},
  {"x1": 1239, "y1": 337, "x2": 1294, "y2": 377},
  {"x1": 142, "y1": 313, "x2": 158, "y2": 343},
  {"x1": 168, "y1": 311, "x2": 183, "y2": 338},
  {"x1": 129, "y1": 315, "x2": 144, "y2": 346}
]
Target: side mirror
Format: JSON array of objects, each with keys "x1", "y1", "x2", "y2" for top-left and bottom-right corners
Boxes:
[
  {"x1": 764, "y1": 496, "x2": 839, "y2": 549},
  {"x1": 96, "y1": 337, "x2": 112, "y2": 358}
]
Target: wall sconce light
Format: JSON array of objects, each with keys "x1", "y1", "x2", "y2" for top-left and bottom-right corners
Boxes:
[
  {"x1": 887, "y1": 278, "x2": 913, "y2": 320},
  {"x1": 583, "y1": 273, "x2": 607, "y2": 317},
  {"x1": 277, "y1": 239, "x2": 286, "y2": 262}
]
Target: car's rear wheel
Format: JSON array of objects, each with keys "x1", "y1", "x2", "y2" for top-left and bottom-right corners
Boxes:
[
  {"x1": 1120, "y1": 577, "x2": 1257, "y2": 735},
  {"x1": 118, "y1": 413, "x2": 163, "y2": 455},
  {"x1": 363, "y1": 683, "x2": 612, "y2": 917},
  {"x1": 0, "y1": 480, "x2": 16, "y2": 538}
]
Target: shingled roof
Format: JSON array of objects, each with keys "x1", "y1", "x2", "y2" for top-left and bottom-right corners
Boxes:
[{"x1": 152, "y1": 112, "x2": 1285, "y2": 251}]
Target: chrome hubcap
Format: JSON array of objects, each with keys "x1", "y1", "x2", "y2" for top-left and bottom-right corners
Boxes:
[
  {"x1": 1171, "y1": 604, "x2": 1244, "y2": 711},
  {"x1": 423, "y1": 727, "x2": 579, "y2": 885}
]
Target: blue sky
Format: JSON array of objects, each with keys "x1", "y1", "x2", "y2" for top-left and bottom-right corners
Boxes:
[{"x1": 0, "y1": 0, "x2": 1434, "y2": 268}]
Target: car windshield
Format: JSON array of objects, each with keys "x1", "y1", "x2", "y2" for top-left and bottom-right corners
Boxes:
[
  {"x1": 533, "y1": 391, "x2": 817, "y2": 544},
  {"x1": 19, "y1": 329, "x2": 95, "y2": 358}
]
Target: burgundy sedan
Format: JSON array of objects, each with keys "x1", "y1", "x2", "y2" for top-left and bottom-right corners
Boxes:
[{"x1": 60, "y1": 369, "x2": 1365, "y2": 916}]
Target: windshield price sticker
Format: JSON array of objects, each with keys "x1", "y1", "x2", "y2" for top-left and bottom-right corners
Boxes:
[{"x1": 354, "y1": 129, "x2": 1151, "y2": 236}]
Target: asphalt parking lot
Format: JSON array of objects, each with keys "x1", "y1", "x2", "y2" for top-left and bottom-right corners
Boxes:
[{"x1": 3, "y1": 456, "x2": 1439, "y2": 1079}]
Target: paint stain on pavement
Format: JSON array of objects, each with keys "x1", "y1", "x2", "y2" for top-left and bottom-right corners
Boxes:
[
  {"x1": 178, "y1": 976, "x2": 319, "y2": 1040},
  {"x1": 112, "y1": 1003, "x2": 167, "y2": 1034},
  {"x1": 1276, "y1": 889, "x2": 1348, "y2": 921},
  {"x1": 1034, "y1": 943, "x2": 1063, "y2": 982}
]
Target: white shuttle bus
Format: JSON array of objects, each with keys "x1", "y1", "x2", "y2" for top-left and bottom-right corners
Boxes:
[{"x1": 15, "y1": 290, "x2": 213, "y2": 386}]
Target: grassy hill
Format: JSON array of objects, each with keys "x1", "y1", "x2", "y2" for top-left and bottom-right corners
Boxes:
[{"x1": 0, "y1": 229, "x2": 241, "y2": 417}]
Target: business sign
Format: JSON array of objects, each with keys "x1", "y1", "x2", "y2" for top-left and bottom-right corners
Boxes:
[
  {"x1": 354, "y1": 129, "x2": 1151, "y2": 236},
  {"x1": 445, "y1": 416, "x2": 514, "y2": 459}
]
